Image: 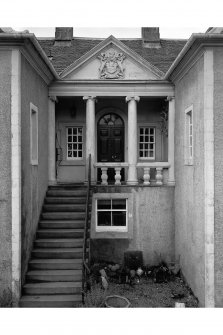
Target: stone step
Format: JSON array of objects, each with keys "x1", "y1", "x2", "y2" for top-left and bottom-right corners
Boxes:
[
  {"x1": 34, "y1": 238, "x2": 84, "y2": 248},
  {"x1": 41, "y1": 212, "x2": 85, "y2": 220},
  {"x1": 47, "y1": 190, "x2": 87, "y2": 197},
  {"x1": 49, "y1": 184, "x2": 86, "y2": 190},
  {"x1": 39, "y1": 220, "x2": 85, "y2": 229},
  {"x1": 29, "y1": 258, "x2": 83, "y2": 270},
  {"x1": 32, "y1": 248, "x2": 83, "y2": 259},
  {"x1": 45, "y1": 197, "x2": 87, "y2": 204},
  {"x1": 43, "y1": 204, "x2": 87, "y2": 212},
  {"x1": 19, "y1": 294, "x2": 82, "y2": 307},
  {"x1": 36, "y1": 228, "x2": 84, "y2": 239},
  {"x1": 26, "y1": 269, "x2": 82, "y2": 282},
  {"x1": 23, "y1": 281, "x2": 82, "y2": 295}
]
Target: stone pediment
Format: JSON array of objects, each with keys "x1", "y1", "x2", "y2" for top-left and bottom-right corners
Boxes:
[{"x1": 60, "y1": 35, "x2": 164, "y2": 80}]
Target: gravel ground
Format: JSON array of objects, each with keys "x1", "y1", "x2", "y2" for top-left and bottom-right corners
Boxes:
[{"x1": 84, "y1": 276, "x2": 199, "y2": 308}]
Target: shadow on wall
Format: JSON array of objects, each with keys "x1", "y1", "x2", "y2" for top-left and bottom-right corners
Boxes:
[{"x1": 90, "y1": 239, "x2": 130, "y2": 264}]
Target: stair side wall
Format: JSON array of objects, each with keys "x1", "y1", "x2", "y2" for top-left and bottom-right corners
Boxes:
[
  {"x1": 20, "y1": 55, "x2": 49, "y2": 285},
  {"x1": 0, "y1": 50, "x2": 12, "y2": 306},
  {"x1": 214, "y1": 47, "x2": 223, "y2": 307}
]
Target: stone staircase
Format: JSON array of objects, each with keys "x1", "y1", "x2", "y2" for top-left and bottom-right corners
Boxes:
[{"x1": 19, "y1": 185, "x2": 91, "y2": 308}]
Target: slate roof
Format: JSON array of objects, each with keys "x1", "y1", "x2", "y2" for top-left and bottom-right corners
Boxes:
[{"x1": 38, "y1": 37, "x2": 187, "y2": 76}]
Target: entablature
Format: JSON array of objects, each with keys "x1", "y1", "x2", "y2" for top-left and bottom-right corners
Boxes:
[{"x1": 49, "y1": 80, "x2": 174, "y2": 97}]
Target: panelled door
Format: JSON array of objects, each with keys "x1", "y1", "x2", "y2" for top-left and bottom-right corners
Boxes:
[{"x1": 97, "y1": 113, "x2": 124, "y2": 182}]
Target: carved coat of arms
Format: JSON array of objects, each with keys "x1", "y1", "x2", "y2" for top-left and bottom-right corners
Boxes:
[{"x1": 98, "y1": 48, "x2": 125, "y2": 79}]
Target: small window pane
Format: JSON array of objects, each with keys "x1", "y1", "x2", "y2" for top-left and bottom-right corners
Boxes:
[
  {"x1": 97, "y1": 200, "x2": 111, "y2": 210},
  {"x1": 112, "y1": 212, "x2": 126, "y2": 226},
  {"x1": 98, "y1": 212, "x2": 111, "y2": 226},
  {"x1": 112, "y1": 199, "x2": 126, "y2": 209}
]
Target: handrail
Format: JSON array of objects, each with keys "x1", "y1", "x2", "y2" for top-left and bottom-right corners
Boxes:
[{"x1": 82, "y1": 154, "x2": 91, "y2": 304}]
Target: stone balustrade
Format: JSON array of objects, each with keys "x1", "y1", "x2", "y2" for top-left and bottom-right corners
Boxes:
[
  {"x1": 95, "y1": 162, "x2": 170, "y2": 186},
  {"x1": 136, "y1": 162, "x2": 170, "y2": 186},
  {"x1": 95, "y1": 163, "x2": 129, "y2": 185}
]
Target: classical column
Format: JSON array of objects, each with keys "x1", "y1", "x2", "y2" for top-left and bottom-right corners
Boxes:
[
  {"x1": 48, "y1": 96, "x2": 57, "y2": 185},
  {"x1": 126, "y1": 96, "x2": 140, "y2": 185},
  {"x1": 167, "y1": 96, "x2": 175, "y2": 185},
  {"x1": 83, "y1": 96, "x2": 96, "y2": 183}
]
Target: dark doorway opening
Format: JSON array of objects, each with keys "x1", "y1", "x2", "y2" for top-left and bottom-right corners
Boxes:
[{"x1": 97, "y1": 113, "x2": 125, "y2": 183}]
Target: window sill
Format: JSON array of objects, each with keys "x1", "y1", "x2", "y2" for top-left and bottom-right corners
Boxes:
[{"x1": 60, "y1": 160, "x2": 86, "y2": 166}]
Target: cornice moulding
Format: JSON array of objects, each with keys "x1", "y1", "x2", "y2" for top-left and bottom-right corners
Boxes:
[
  {"x1": 0, "y1": 33, "x2": 59, "y2": 83},
  {"x1": 165, "y1": 34, "x2": 223, "y2": 81}
]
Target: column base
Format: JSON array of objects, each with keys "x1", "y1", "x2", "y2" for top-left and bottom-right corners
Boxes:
[
  {"x1": 127, "y1": 180, "x2": 138, "y2": 185},
  {"x1": 48, "y1": 180, "x2": 57, "y2": 186},
  {"x1": 167, "y1": 180, "x2": 175, "y2": 186},
  {"x1": 84, "y1": 180, "x2": 96, "y2": 185}
]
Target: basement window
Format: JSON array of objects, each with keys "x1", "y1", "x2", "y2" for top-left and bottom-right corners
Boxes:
[
  {"x1": 30, "y1": 103, "x2": 38, "y2": 165},
  {"x1": 96, "y1": 199, "x2": 127, "y2": 232}
]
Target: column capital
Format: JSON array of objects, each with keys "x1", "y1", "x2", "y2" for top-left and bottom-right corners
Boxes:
[
  {"x1": 125, "y1": 96, "x2": 140, "y2": 103},
  {"x1": 83, "y1": 96, "x2": 97, "y2": 102},
  {"x1": 166, "y1": 96, "x2": 175, "y2": 102},
  {"x1": 49, "y1": 95, "x2": 58, "y2": 103}
]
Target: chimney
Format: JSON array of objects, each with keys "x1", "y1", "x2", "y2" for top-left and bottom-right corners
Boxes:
[
  {"x1": 142, "y1": 27, "x2": 161, "y2": 48},
  {"x1": 54, "y1": 27, "x2": 73, "y2": 46}
]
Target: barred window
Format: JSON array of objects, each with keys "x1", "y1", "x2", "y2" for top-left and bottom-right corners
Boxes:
[
  {"x1": 139, "y1": 127, "x2": 155, "y2": 159},
  {"x1": 67, "y1": 127, "x2": 83, "y2": 159}
]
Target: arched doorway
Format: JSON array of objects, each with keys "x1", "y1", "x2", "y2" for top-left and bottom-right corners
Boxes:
[{"x1": 97, "y1": 113, "x2": 125, "y2": 181}]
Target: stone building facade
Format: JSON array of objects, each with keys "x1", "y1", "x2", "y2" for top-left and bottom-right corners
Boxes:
[{"x1": 0, "y1": 27, "x2": 222, "y2": 307}]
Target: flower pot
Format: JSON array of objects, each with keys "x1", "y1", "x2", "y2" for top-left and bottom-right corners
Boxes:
[{"x1": 105, "y1": 295, "x2": 130, "y2": 308}]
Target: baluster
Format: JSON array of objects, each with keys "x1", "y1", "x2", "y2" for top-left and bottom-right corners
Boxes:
[
  {"x1": 143, "y1": 167, "x2": 150, "y2": 185},
  {"x1": 156, "y1": 167, "x2": 163, "y2": 185},
  {"x1": 101, "y1": 167, "x2": 108, "y2": 185},
  {"x1": 115, "y1": 167, "x2": 122, "y2": 185}
]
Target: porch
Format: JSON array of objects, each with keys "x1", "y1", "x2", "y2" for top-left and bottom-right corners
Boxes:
[{"x1": 48, "y1": 82, "x2": 175, "y2": 187}]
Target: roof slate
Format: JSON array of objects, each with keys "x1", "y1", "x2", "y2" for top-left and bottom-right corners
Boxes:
[{"x1": 38, "y1": 37, "x2": 187, "y2": 76}]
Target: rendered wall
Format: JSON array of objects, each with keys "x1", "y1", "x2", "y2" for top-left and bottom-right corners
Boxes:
[
  {"x1": 56, "y1": 97, "x2": 167, "y2": 182},
  {"x1": 20, "y1": 55, "x2": 49, "y2": 283},
  {"x1": 0, "y1": 50, "x2": 12, "y2": 303},
  {"x1": 213, "y1": 47, "x2": 223, "y2": 307},
  {"x1": 90, "y1": 186, "x2": 174, "y2": 265},
  {"x1": 174, "y1": 55, "x2": 205, "y2": 306}
]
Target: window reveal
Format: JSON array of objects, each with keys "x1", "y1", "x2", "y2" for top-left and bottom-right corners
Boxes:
[
  {"x1": 139, "y1": 127, "x2": 155, "y2": 159},
  {"x1": 30, "y1": 103, "x2": 38, "y2": 165},
  {"x1": 96, "y1": 199, "x2": 127, "y2": 230},
  {"x1": 67, "y1": 127, "x2": 83, "y2": 159},
  {"x1": 185, "y1": 106, "x2": 193, "y2": 165}
]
